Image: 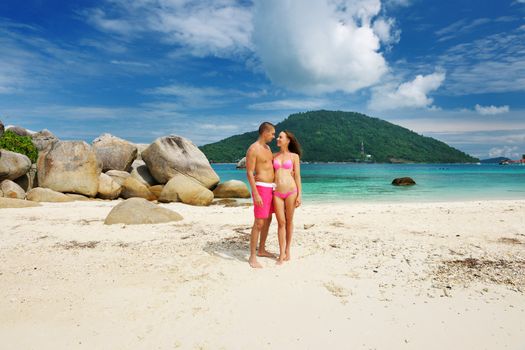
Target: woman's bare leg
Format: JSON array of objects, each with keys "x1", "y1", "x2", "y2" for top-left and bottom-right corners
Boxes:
[
  {"x1": 273, "y1": 196, "x2": 286, "y2": 265},
  {"x1": 284, "y1": 193, "x2": 297, "y2": 261}
]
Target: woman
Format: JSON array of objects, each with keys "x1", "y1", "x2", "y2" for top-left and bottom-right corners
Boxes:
[{"x1": 273, "y1": 130, "x2": 302, "y2": 265}]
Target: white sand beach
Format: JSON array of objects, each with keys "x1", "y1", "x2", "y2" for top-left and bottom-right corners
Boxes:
[{"x1": 1, "y1": 199, "x2": 524, "y2": 349}]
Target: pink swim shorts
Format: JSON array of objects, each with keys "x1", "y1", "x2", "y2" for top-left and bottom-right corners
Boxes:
[{"x1": 253, "y1": 182, "x2": 274, "y2": 219}]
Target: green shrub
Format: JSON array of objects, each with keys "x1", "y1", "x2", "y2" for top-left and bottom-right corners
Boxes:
[{"x1": 0, "y1": 130, "x2": 39, "y2": 163}]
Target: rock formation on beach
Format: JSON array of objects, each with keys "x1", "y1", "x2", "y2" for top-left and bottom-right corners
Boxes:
[
  {"x1": 37, "y1": 141, "x2": 101, "y2": 197},
  {"x1": 26, "y1": 187, "x2": 74, "y2": 202},
  {"x1": 160, "y1": 173, "x2": 214, "y2": 206},
  {"x1": 213, "y1": 180, "x2": 251, "y2": 198},
  {"x1": 236, "y1": 157, "x2": 246, "y2": 169},
  {"x1": 142, "y1": 135, "x2": 220, "y2": 189},
  {"x1": 0, "y1": 123, "x2": 248, "y2": 209},
  {"x1": 104, "y1": 197, "x2": 183, "y2": 225},
  {"x1": 0, "y1": 150, "x2": 32, "y2": 181},
  {"x1": 97, "y1": 173, "x2": 122, "y2": 200},
  {"x1": 31, "y1": 129, "x2": 59, "y2": 153},
  {"x1": 92, "y1": 133, "x2": 137, "y2": 172},
  {"x1": 0, "y1": 180, "x2": 26, "y2": 199},
  {"x1": 6, "y1": 125, "x2": 32, "y2": 137},
  {"x1": 0, "y1": 197, "x2": 40, "y2": 208},
  {"x1": 120, "y1": 177, "x2": 156, "y2": 201},
  {"x1": 130, "y1": 160, "x2": 158, "y2": 187}
]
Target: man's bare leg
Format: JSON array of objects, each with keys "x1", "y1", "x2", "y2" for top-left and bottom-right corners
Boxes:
[
  {"x1": 249, "y1": 218, "x2": 264, "y2": 268},
  {"x1": 257, "y1": 216, "x2": 276, "y2": 258}
]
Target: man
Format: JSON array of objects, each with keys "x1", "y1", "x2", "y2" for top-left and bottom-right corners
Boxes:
[{"x1": 246, "y1": 122, "x2": 276, "y2": 268}]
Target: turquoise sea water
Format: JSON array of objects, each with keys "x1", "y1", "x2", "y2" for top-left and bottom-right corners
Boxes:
[{"x1": 212, "y1": 163, "x2": 525, "y2": 203}]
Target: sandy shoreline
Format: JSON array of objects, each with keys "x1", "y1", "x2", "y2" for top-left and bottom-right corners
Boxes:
[{"x1": 1, "y1": 199, "x2": 524, "y2": 349}]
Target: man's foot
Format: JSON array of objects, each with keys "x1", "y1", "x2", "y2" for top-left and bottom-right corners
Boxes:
[
  {"x1": 257, "y1": 249, "x2": 276, "y2": 258},
  {"x1": 284, "y1": 253, "x2": 291, "y2": 261},
  {"x1": 249, "y1": 256, "x2": 263, "y2": 268}
]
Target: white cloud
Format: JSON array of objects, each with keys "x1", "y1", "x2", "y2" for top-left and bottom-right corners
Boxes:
[
  {"x1": 252, "y1": 0, "x2": 391, "y2": 94},
  {"x1": 373, "y1": 17, "x2": 401, "y2": 45},
  {"x1": 110, "y1": 60, "x2": 151, "y2": 68},
  {"x1": 436, "y1": 18, "x2": 492, "y2": 42},
  {"x1": 147, "y1": 84, "x2": 226, "y2": 98},
  {"x1": 83, "y1": 0, "x2": 404, "y2": 94},
  {"x1": 0, "y1": 61, "x2": 26, "y2": 94},
  {"x1": 433, "y1": 27, "x2": 525, "y2": 95},
  {"x1": 368, "y1": 72, "x2": 446, "y2": 110},
  {"x1": 85, "y1": 8, "x2": 136, "y2": 35},
  {"x1": 475, "y1": 104, "x2": 510, "y2": 115},
  {"x1": 84, "y1": 0, "x2": 253, "y2": 57},
  {"x1": 489, "y1": 146, "x2": 519, "y2": 158},
  {"x1": 199, "y1": 123, "x2": 239, "y2": 131},
  {"x1": 248, "y1": 98, "x2": 329, "y2": 110},
  {"x1": 144, "y1": 83, "x2": 265, "y2": 109},
  {"x1": 0, "y1": 21, "x2": 127, "y2": 94}
]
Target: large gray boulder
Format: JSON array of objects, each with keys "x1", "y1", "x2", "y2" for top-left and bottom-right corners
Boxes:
[
  {"x1": 0, "y1": 150, "x2": 31, "y2": 181},
  {"x1": 31, "y1": 129, "x2": 59, "y2": 153},
  {"x1": 14, "y1": 164, "x2": 38, "y2": 191},
  {"x1": 105, "y1": 170, "x2": 130, "y2": 186},
  {"x1": 6, "y1": 126, "x2": 32, "y2": 137},
  {"x1": 104, "y1": 198, "x2": 183, "y2": 225},
  {"x1": 0, "y1": 180, "x2": 25, "y2": 199},
  {"x1": 0, "y1": 197, "x2": 40, "y2": 208},
  {"x1": 37, "y1": 141, "x2": 101, "y2": 197},
  {"x1": 130, "y1": 160, "x2": 158, "y2": 187},
  {"x1": 141, "y1": 135, "x2": 219, "y2": 188},
  {"x1": 97, "y1": 173, "x2": 122, "y2": 200},
  {"x1": 213, "y1": 180, "x2": 251, "y2": 198},
  {"x1": 26, "y1": 187, "x2": 74, "y2": 202},
  {"x1": 120, "y1": 177, "x2": 156, "y2": 200},
  {"x1": 92, "y1": 133, "x2": 137, "y2": 172},
  {"x1": 159, "y1": 173, "x2": 213, "y2": 206},
  {"x1": 236, "y1": 157, "x2": 246, "y2": 169}
]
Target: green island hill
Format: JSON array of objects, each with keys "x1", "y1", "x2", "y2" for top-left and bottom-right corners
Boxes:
[{"x1": 200, "y1": 110, "x2": 479, "y2": 164}]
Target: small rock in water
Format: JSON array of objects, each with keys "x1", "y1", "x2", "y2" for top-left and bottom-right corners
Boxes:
[{"x1": 391, "y1": 177, "x2": 416, "y2": 186}]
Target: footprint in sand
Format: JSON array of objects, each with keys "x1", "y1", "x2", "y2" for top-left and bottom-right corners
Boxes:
[
  {"x1": 330, "y1": 221, "x2": 345, "y2": 228},
  {"x1": 324, "y1": 281, "x2": 351, "y2": 304}
]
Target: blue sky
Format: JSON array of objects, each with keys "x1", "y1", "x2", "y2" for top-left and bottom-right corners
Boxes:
[{"x1": 1, "y1": 0, "x2": 524, "y2": 159}]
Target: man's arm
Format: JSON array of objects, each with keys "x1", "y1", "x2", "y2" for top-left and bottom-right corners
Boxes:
[{"x1": 246, "y1": 146, "x2": 263, "y2": 207}]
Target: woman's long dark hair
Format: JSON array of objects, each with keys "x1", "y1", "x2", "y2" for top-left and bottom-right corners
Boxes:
[{"x1": 284, "y1": 130, "x2": 302, "y2": 158}]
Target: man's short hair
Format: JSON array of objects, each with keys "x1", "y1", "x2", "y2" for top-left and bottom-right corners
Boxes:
[{"x1": 258, "y1": 122, "x2": 275, "y2": 135}]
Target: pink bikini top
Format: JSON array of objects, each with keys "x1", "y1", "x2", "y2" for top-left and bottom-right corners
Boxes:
[{"x1": 273, "y1": 158, "x2": 293, "y2": 170}]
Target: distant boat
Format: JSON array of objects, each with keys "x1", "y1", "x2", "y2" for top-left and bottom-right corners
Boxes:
[{"x1": 500, "y1": 155, "x2": 525, "y2": 165}]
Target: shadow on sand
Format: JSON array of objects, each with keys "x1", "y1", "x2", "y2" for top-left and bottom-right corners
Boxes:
[{"x1": 203, "y1": 227, "x2": 252, "y2": 263}]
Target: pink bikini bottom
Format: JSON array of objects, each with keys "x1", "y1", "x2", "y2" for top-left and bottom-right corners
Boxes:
[{"x1": 274, "y1": 188, "x2": 297, "y2": 200}]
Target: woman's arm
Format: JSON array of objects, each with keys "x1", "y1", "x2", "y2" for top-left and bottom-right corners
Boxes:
[{"x1": 293, "y1": 153, "x2": 302, "y2": 207}]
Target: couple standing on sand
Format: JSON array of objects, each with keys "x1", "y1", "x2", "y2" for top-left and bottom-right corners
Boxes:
[{"x1": 245, "y1": 122, "x2": 302, "y2": 268}]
